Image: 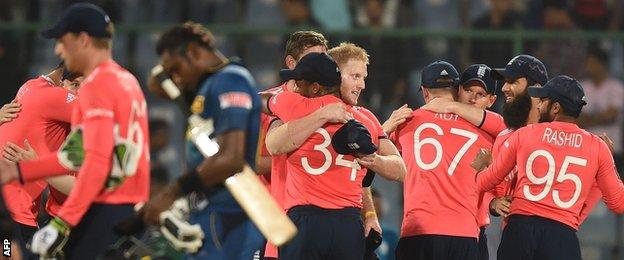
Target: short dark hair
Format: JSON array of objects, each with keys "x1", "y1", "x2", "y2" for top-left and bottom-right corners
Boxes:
[
  {"x1": 284, "y1": 31, "x2": 328, "y2": 60},
  {"x1": 156, "y1": 21, "x2": 216, "y2": 56}
]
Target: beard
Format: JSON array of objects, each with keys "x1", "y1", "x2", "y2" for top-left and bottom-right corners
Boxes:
[
  {"x1": 502, "y1": 92, "x2": 532, "y2": 130},
  {"x1": 538, "y1": 102, "x2": 554, "y2": 123}
]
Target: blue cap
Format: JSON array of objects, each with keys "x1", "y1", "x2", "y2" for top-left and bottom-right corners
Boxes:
[
  {"x1": 280, "y1": 52, "x2": 341, "y2": 87},
  {"x1": 331, "y1": 120, "x2": 378, "y2": 156},
  {"x1": 40, "y1": 3, "x2": 112, "y2": 39},
  {"x1": 528, "y1": 75, "x2": 587, "y2": 116},
  {"x1": 492, "y1": 55, "x2": 548, "y2": 85},
  {"x1": 460, "y1": 64, "x2": 496, "y2": 94},
  {"x1": 421, "y1": 61, "x2": 460, "y2": 88}
]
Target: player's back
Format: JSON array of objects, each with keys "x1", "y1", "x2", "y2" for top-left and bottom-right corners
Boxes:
[
  {"x1": 0, "y1": 76, "x2": 73, "y2": 226},
  {"x1": 284, "y1": 105, "x2": 381, "y2": 210},
  {"x1": 395, "y1": 109, "x2": 493, "y2": 238},
  {"x1": 76, "y1": 60, "x2": 149, "y2": 203},
  {"x1": 509, "y1": 121, "x2": 620, "y2": 229}
]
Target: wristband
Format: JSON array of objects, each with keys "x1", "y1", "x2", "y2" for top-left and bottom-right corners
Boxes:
[
  {"x1": 177, "y1": 169, "x2": 205, "y2": 195},
  {"x1": 364, "y1": 211, "x2": 377, "y2": 218}
]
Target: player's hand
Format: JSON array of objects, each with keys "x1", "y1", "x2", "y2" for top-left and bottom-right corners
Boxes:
[
  {"x1": 143, "y1": 183, "x2": 181, "y2": 225},
  {"x1": 363, "y1": 212, "x2": 382, "y2": 237},
  {"x1": 489, "y1": 196, "x2": 512, "y2": 218},
  {"x1": 30, "y1": 217, "x2": 71, "y2": 258},
  {"x1": 471, "y1": 148, "x2": 492, "y2": 172},
  {"x1": 3, "y1": 140, "x2": 37, "y2": 162},
  {"x1": 159, "y1": 210, "x2": 204, "y2": 253},
  {"x1": 420, "y1": 97, "x2": 455, "y2": 114},
  {"x1": 317, "y1": 103, "x2": 352, "y2": 124},
  {"x1": 356, "y1": 154, "x2": 380, "y2": 171},
  {"x1": 381, "y1": 104, "x2": 412, "y2": 134},
  {"x1": 0, "y1": 159, "x2": 18, "y2": 184},
  {"x1": 600, "y1": 133, "x2": 614, "y2": 153},
  {"x1": 0, "y1": 101, "x2": 21, "y2": 124}
]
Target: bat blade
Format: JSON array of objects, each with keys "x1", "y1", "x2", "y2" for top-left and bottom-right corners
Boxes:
[{"x1": 225, "y1": 166, "x2": 297, "y2": 246}]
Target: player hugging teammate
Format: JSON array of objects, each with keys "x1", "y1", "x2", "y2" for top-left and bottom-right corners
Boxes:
[{"x1": 1, "y1": 3, "x2": 624, "y2": 260}]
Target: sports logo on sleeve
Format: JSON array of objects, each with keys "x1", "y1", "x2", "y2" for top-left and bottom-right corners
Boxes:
[
  {"x1": 191, "y1": 96, "x2": 205, "y2": 114},
  {"x1": 66, "y1": 93, "x2": 77, "y2": 103},
  {"x1": 219, "y1": 92, "x2": 252, "y2": 110}
]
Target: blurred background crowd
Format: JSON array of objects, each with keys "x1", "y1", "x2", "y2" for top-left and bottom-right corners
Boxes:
[{"x1": 1, "y1": 0, "x2": 623, "y2": 259}]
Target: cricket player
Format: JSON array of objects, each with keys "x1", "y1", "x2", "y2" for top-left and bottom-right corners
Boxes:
[
  {"x1": 420, "y1": 55, "x2": 550, "y2": 222},
  {"x1": 141, "y1": 22, "x2": 264, "y2": 259},
  {"x1": 476, "y1": 75, "x2": 624, "y2": 260},
  {"x1": 259, "y1": 30, "x2": 332, "y2": 260},
  {"x1": 0, "y1": 62, "x2": 81, "y2": 260},
  {"x1": 265, "y1": 52, "x2": 381, "y2": 260},
  {"x1": 0, "y1": 3, "x2": 150, "y2": 259},
  {"x1": 455, "y1": 64, "x2": 500, "y2": 260},
  {"x1": 392, "y1": 61, "x2": 494, "y2": 260},
  {"x1": 264, "y1": 42, "x2": 406, "y2": 240}
]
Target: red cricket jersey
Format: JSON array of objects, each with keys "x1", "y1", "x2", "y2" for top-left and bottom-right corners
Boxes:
[
  {"x1": 19, "y1": 60, "x2": 150, "y2": 226},
  {"x1": 477, "y1": 121, "x2": 624, "y2": 230},
  {"x1": 260, "y1": 83, "x2": 288, "y2": 258},
  {"x1": 393, "y1": 109, "x2": 494, "y2": 238},
  {"x1": 476, "y1": 110, "x2": 507, "y2": 227},
  {"x1": 268, "y1": 91, "x2": 380, "y2": 210},
  {"x1": 0, "y1": 76, "x2": 75, "y2": 226}
]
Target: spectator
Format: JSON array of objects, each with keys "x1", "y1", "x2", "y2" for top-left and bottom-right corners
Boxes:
[
  {"x1": 310, "y1": 0, "x2": 351, "y2": 29},
  {"x1": 353, "y1": 0, "x2": 411, "y2": 116},
  {"x1": 572, "y1": 0, "x2": 612, "y2": 30},
  {"x1": 469, "y1": 0, "x2": 520, "y2": 68},
  {"x1": 579, "y1": 46, "x2": 624, "y2": 168},
  {"x1": 533, "y1": 1, "x2": 587, "y2": 78},
  {"x1": 372, "y1": 188, "x2": 399, "y2": 260},
  {"x1": 281, "y1": 0, "x2": 316, "y2": 26}
]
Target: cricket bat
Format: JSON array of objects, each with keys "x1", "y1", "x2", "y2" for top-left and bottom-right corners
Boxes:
[{"x1": 152, "y1": 65, "x2": 298, "y2": 246}]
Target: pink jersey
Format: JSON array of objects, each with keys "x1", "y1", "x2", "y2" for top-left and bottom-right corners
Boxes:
[
  {"x1": 268, "y1": 91, "x2": 380, "y2": 210},
  {"x1": 260, "y1": 83, "x2": 288, "y2": 258},
  {"x1": 477, "y1": 122, "x2": 624, "y2": 230},
  {"x1": 393, "y1": 109, "x2": 494, "y2": 238},
  {"x1": 475, "y1": 110, "x2": 507, "y2": 227},
  {"x1": 0, "y1": 76, "x2": 75, "y2": 226},
  {"x1": 480, "y1": 110, "x2": 507, "y2": 138},
  {"x1": 19, "y1": 60, "x2": 150, "y2": 226}
]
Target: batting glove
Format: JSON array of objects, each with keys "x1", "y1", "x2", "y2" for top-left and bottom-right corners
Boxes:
[
  {"x1": 30, "y1": 217, "x2": 71, "y2": 257},
  {"x1": 159, "y1": 210, "x2": 204, "y2": 253}
]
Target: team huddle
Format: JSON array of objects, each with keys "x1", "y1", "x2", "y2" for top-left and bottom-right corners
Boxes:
[{"x1": 0, "y1": 3, "x2": 623, "y2": 260}]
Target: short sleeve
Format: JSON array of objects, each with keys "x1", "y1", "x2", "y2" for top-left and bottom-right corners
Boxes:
[{"x1": 268, "y1": 91, "x2": 334, "y2": 122}]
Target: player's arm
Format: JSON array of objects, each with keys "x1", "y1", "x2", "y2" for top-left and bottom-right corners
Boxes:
[
  {"x1": 54, "y1": 84, "x2": 116, "y2": 227},
  {"x1": 476, "y1": 131, "x2": 520, "y2": 192},
  {"x1": 3, "y1": 141, "x2": 76, "y2": 195},
  {"x1": 265, "y1": 103, "x2": 351, "y2": 155},
  {"x1": 594, "y1": 139, "x2": 624, "y2": 213},
  {"x1": 361, "y1": 187, "x2": 381, "y2": 236},
  {"x1": 579, "y1": 184, "x2": 602, "y2": 223},
  {"x1": 421, "y1": 98, "x2": 506, "y2": 137},
  {"x1": 356, "y1": 139, "x2": 406, "y2": 182}
]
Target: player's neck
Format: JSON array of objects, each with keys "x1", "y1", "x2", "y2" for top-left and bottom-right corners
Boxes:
[
  {"x1": 82, "y1": 49, "x2": 113, "y2": 77},
  {"x1": 554, "y1": 116, "x2": 578, "y2": 124}
]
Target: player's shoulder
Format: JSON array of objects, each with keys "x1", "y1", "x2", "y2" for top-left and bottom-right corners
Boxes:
[{"x1": 353, "y1": 106, "x2": 380, "y2": 122}]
